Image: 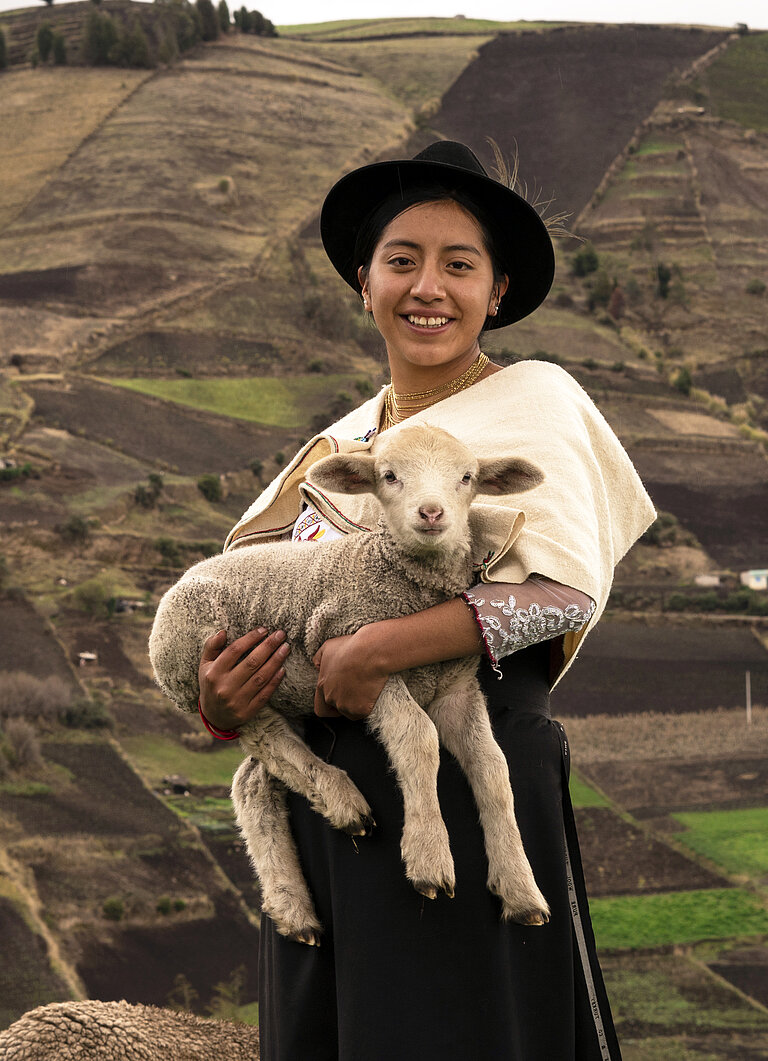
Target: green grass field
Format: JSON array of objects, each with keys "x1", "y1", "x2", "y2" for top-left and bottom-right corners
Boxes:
[
  {"x1": 109, "y1": 375, "x2": 366, "y2": 428},
  {"x1": 121, "y1": 734, "x2": 242, "y2": 787},
  {"x1": 570, "y1": 772, "x2": 611, "y2": 808},
  {"x1": 706, "y1": 33, "x2": 768, "y2": 131},
  {"x1": 591, "y1": 889, "x2": 768, "y2": 950},
  {"x1": 278, "y1": 17, "x2": 556, "y2": 39},
  {"x1": 672, "y1": 808, "x2": 768, "y2": 879}
]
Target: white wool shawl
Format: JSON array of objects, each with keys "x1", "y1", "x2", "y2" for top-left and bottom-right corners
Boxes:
[{"x1": 225, "y1": 361, "x2": 656, "y2": 682}]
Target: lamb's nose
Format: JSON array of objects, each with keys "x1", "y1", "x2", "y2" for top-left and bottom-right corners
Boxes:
[{"x1": 419, "y1": 505, "x2": 443, "y2": 525}]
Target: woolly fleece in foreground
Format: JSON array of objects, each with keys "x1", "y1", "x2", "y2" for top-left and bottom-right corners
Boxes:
[{"x1": 0, "y1": 1000, "x2": 260, "y2": 1060}]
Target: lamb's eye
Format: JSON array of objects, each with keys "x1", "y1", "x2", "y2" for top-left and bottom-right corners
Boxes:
[
  {"x1": 462, "y1": 472, "x2": 472, "y2": 484},
  {"x1": 383, "y1": 471, "x2": 398, "y2": 483}
]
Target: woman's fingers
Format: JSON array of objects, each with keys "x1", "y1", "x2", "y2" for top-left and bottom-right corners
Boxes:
[{"x1": 199, "y1": 627, "x2": 289, "y2": 729}]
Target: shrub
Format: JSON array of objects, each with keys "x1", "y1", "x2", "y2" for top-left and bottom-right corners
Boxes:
[
  {"x1": 83, "y1": 9, "x2": 119, "y2": 65},
  {"x1": 134, "y1": 473, "x2": 163, "y2": 508},
  {"x1": 587, "y1": 271, "x2": 613, "y2": 310},
  {"x1": 72, "y1": 576, "x2": 116, "y2": 617},
  {"x1": 155, "y1": 537, "x2": 182, "y2": 566},
  {"x1": 0, "y1": 672, "x2": 72, "y2": 721},
  {"x1": 273, "y1": 451, "x2": 285, "y2": 466},
  {"x1": 102, "y1": 896, "x2": 125, "y2": 921},
  {"x1": 4, "y1": 718, "x2": 43, "y2": 770},
  {"x1": 197, "y1": 474, "x2": 222, "y2": 503},
  {"x1": 582, "y1": 358, "x2": 599, "y2": 370},
  {"x1": 218, "y1": 0, "x2": 230, "y2": 31},
  {"x1": 528, "y1": 350, "x2": 561, "y2": 365},
  {"x1": 173, "y1": 898, "x2": 187, "y2": 912},
  {"x1": 673, "y1": 366, "x2": 692, "y2": 396},
  {"x1": 611, "y1": 361, "x2": 625, "y2": 373},
  {"x1": 0, "y1": 462, "x2": 34, "y2": 482},
  {"x1": 56, "y1": 515, "x2": 91, "y2": 545},
  {"x1": 196, "y1": 0, "x2": 219, "y2": 40},
  {"x1": 157, "y1": 895, "x2": 172, "y2": 915},
  {"x1": 571, "y1": 243, "x2": 599, "y2": 277},
  {"x1": 746, "y1": 278, "x2": 766, "y2": 296},
  {"x1": 655, "y1": 262, "x2": 672, "y2": 299},
  {"x1": 117, "y1": 17, "x2": 153, "y2": 68},
  {"x1": 307, "y1": 358, "x2": 325, "y2": 373},
  {"x1": 60, "y1": 696, "x2": 111, "y2": 729},
  {"x1": 248, "y1": 458, "x2": 263, "y2": 478},
  {"x1": 36, "y1": 22, "x2": 54, "y2": 62},
  {"x1": 0, "y1": 28, "x2": 7, "y2": 71},
  {"x1": 607, "y1": 286, "x2": 625, "y2": 321},
  {"x1": 52, "y1": 31, "x2": 66, "y2": 64}
]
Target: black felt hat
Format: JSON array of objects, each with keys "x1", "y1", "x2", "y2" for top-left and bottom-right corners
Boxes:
[{"x1": 320, "y1": 140, "x2": 555, "y2": 327}]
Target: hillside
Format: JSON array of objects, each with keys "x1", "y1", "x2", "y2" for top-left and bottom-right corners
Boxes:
[{"x1": 1, "y1": 12, "x2": 768, "y2": 1053}]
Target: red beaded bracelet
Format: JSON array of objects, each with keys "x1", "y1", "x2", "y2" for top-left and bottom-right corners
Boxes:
[{"x1": 198, "y1": 700, "x2": 240, "y2": 741}]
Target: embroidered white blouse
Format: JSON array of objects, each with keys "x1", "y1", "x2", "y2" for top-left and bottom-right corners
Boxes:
[{"x1": 292, "y1": 503, "x2": 594, "y2": 677}]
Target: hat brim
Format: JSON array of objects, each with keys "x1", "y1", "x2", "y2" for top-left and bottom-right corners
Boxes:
[{"x1": 320, "y1": 156, "x2": 555, "y2": 327}]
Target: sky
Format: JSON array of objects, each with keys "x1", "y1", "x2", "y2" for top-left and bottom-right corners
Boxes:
[{"x1": 0, "y1": 0, "x2": 765, "y2": 26}]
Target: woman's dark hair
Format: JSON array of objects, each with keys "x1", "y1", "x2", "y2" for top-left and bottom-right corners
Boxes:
[{"x1": 353, "y1": 183, "x2": 509, "y2": 331}]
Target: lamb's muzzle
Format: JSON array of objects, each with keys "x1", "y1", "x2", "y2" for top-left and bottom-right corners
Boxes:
[{"x1": 149, "y1": 424, "x2": 550, "y2": 943}]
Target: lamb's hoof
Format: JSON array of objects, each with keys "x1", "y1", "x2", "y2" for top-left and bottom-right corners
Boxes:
[
  {"x1": 292, "y1": 927, "x2": 322, "y2": 947},
  {"x1": 412, "y1": 879, "x2": 455, "y2": 900},
  {"x1": 341, "y1": 814, "x2": 376, "y2": 837},
  {"x1": 514, "y1": 908, "x2": 551, "y2": 927}
]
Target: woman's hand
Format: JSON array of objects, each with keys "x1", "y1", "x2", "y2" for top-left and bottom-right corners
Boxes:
[
  {"x1": 198, "y1": 627, "x2": 290, "y2": 731},
  {"x1": 313, "y1": 629, "x2": 389, "y2": 721}
]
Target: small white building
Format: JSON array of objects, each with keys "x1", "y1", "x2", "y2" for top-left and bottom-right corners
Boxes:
[
  {"x1": 740, "y1": 569, "x2": 768, "y2": 591},
  {"x1": 694, "y1": 574, "x2": 721, "y2": 588}
]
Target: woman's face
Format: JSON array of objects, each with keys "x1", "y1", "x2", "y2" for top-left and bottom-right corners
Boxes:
[{"x1": 358, "y1": 199, "x2": 508, "y2": 378}]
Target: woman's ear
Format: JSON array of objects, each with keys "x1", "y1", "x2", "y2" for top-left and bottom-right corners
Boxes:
[
  {"x1": 489, "y1": 274, "x2": 510, "y2": 316},
  {"x1": 358, "y1": 266, "x2": 371, "y2": 311}
]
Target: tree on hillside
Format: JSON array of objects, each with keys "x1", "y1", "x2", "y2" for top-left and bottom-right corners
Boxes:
[
  {"x1": 83, "y1": 8, "x2": 119, "y2": 64},
  {"x1": 218, "y1": 0, "x2": 230, "y2": 32},
  {"x1": 196, "y1": 0, "x2": 220, "y2": 41},
  {"x1": 0, "y1": 28, "x2": 7, "y2": 71},
  {"x1": 52, "y1": 30, "x2": 67, "y2": 64},
  {"x1": 36, "y1": 21, "x2": 54, "y2": 62}
]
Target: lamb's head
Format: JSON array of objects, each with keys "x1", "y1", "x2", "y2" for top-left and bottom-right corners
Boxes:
[{"x1": 307, "y1": 424, "x2": 543, "y2": 556}]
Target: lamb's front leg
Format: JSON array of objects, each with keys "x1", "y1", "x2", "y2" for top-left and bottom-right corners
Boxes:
[
  {"x1": 232, "y1": 758, "x2": 322, "y2": 946},
  {"x1": 428, "y1": 677, "x2": 550, "y2": 926},
  {"x1": 238, "y1": 707, "x2": 374, "y2": 837},
  {"x1": 366, "y1": 676, "x2": 455, "y2": 900}
]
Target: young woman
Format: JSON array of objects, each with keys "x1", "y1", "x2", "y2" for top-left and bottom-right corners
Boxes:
[{"x1": 198, "y1": 141, "x2": 655, "y2": 1060}]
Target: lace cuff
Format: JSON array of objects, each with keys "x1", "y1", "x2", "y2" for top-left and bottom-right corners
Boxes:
[{"x1": 462, "y1": 574, "x2": 595, "y2": 679}]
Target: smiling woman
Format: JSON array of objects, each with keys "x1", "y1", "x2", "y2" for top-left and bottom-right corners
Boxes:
[{"x1": 195, "y1": 140, "x2": 656, "y2": 1061}]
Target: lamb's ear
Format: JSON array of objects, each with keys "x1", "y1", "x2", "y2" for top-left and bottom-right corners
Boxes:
[
  {"x1": 307, "y1": 454, "x2": 377, "y2": 495},
  {"x1": 477, "y1": 457, "x2": 544, "y2": 495}
]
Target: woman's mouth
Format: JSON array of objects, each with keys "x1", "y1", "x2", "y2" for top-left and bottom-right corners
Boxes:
[{"x1": 403, "y1": 315, "x2": 452, "y2": 331}]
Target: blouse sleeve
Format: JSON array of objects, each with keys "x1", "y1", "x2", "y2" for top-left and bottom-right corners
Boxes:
[{"x1": 462, "y1": 574, "x2": 595, "y2": 678}]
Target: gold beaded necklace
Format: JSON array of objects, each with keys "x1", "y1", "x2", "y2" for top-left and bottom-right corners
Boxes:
[{"x1": 382, "y1": 351, "x2": 489, "y2": 430}]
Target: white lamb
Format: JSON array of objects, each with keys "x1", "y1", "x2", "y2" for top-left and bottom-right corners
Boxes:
[{"x1": 149, "y1": 424, "x2": 550, "y2": 945}]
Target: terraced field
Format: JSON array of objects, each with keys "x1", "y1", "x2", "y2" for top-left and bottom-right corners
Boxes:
[{"x1": 1, "y1": 12, "x2": 768, "y2": 1054}]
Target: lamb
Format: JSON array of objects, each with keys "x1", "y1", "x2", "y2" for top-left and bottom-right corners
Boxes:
[
  {"x1": 0, "y1": 1000, "x2": 260, "y2": 1060},
  {"x1": 149, "y1": 423, "x2": 550, "y2": 944}
]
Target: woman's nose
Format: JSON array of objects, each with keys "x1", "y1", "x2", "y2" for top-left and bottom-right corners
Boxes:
[{"x1": 410, "y1": 263, "x2": 445, "y2": 302}]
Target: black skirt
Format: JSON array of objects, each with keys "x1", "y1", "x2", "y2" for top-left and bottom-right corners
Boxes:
[{"x1": 258, "y1": 644, "x2": 622, "y2": 1061}]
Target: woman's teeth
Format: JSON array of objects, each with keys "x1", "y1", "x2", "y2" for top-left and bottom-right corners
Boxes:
[{"x1": 407, "y1": 315, "x2": 449, "y2": 327}]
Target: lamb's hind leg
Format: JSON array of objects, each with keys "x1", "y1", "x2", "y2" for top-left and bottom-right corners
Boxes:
[
  {"x1": 238, "y1": 707, "x2": 374, "y2": 836},
  {"x1": 428, "y1": 678, "x2": 550, "y2": 926},
  {"x1": 366, "y1": 676, "x2": 455, "y2": 900},
  {"x1": 232, "y1": 758, "x2": 322, "y2": 945}
]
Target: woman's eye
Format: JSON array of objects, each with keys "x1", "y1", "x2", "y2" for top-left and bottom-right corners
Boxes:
[
  {"x1": 388, "y1": 257, "x2": 413, "y2": 267},
  {"x1": 449, "y1": 261, "x2": 472, "y2": 271}
]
